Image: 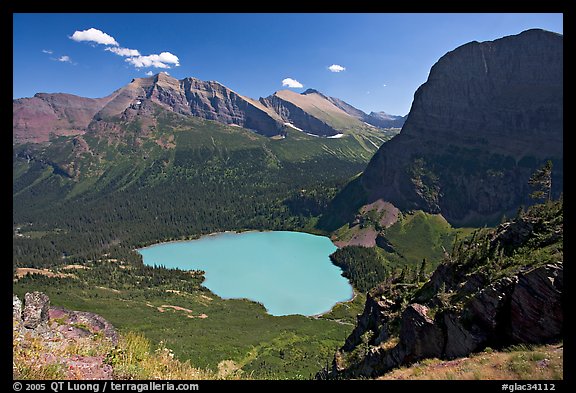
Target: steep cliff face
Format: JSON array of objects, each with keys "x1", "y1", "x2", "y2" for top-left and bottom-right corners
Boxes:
[
  {"x1": 93, "y1": 73, "x2": 284, "y2": 136},
  {"x1": 323, "y1": 199, "x2": 563, "y2": 379},
  {"x1": 260, "y1": 91, "x2": 342, "y2": 136},
  {"x1": 15, "y1": 73, "x2": 398, "y2": 143},
  {"x1": 181, "y1": 77, "x2": 283, "y2": 136},
  {"x1": 357, "y1": 29, "x2": 562, "y2": 226}
]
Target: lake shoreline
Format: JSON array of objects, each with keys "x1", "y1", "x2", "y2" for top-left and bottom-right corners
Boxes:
[
  {"x1": 310, "y1": 290, "x2": 357, "y2": 319},
  {"x1": 138, "y1": 230, "x2": 352, "y2": 316},
  {"x1": 137, "y1": 229, "x2": 338, "y2": 251}
]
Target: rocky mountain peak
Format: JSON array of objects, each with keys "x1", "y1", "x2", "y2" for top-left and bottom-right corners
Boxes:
[
  {"x1": 357, "y1": 29, "x2": 563, "y2": 226},
  {"x1": 302, "y1": 88, "x2": 324, "y2": 97}
]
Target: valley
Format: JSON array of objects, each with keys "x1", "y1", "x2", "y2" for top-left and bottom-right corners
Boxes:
[
  {"x1": 13, "y1": 85, "x2": 403, "y2": 378},
  {"x1": 13, "y1": 24, "x2": 563, "y2": 382}
]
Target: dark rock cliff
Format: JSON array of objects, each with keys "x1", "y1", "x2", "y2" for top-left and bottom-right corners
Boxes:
[
  {"x1": 322, "y1": 200, "x2": 563, "y2": 379},
  {"x1": 356, "y1": 29, "x2": 563, "y2": 226}
]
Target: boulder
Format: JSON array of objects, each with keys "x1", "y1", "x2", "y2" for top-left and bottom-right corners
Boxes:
[{"x1": 22, "y1": 292, "x2": 50, "y2": 329}]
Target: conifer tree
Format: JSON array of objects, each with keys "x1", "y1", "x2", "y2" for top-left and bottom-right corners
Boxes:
[{"x1": 528, "y1": 160, "x2": 553, "y2": 201}]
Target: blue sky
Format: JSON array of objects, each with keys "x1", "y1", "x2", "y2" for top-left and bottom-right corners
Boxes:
[{"x1": 13, "y1": 13, "x2": 562, "y2": 116}]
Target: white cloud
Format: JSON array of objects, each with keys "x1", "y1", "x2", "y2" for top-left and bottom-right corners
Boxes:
[
  {"x1": 145, "y1": 71, "x2": 154, "y2": 76},
  {"x1": 58, "y1": 55, "x2": 72, "y2": 63},
  {"x1": 282, "y1": 78, "x2": 303, "y2": 88},
  {"x1": 105, "y1": 47, "x2": 140, "y2": 57},
  {"x1": 70, "y1": 28, "x2": 119, "y2": 46},
  {"x1": 328, "y1": 64, "x2": 346, "y2": 73},
  {"x1": 69, "y1": 28, "x2": 181, "y2": 70},
  {"x1": 42, "y1": 49, "x2": 53, "y2": 54},
  {"x1": 125, "y1": 52, "x2": 180, "y2": 69}
]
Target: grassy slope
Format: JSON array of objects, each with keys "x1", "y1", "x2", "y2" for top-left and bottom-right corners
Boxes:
[
  {"x1": 331, "y1": 209, "x2": 477, "y2": 287},
  {"x1": 379, "y1": 344, "x2": 563, "y2": 380},
  {"x1": 383, "y1": 211, "x2": 475, "y2": 267}
]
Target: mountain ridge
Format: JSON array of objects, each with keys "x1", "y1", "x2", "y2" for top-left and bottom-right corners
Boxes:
[{"x1": 13, "y1": 74, "x2": 403, "y2": 144}]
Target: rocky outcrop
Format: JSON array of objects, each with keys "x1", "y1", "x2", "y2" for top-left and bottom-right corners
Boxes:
[
  {"x1": 398, "y1": 304, "x2": 444, "y2": 363},
  {"x1": 345, "y1": 29, "x2": 563, "y2": 227},
  {"x1": 326, "y1": 198, "x2": 563, "y2": 379},
  {"x1": 510, "y1": 263, "x2": 563, "y2": 343},
  {"x1": 50, "y1": 307, "x2": 119, "y2": 345},
  {"x1": 327, "y1": 261, "x2": 563, "y2": 379},
  {"x1": 441, "y1": 311, "x2": 483, "y2": 359},
  {"x1": 341, "y1": 292, "x2": 396, "y2": 352},
  {"x1": 22, "y1": 291, "x2": 50, "y2": 329},
  {"x1": 13, "y1": 292, "x2": 118, "y2": 343},
  {"x1": 13, "y1": 292, "x2": 117, "y2": 380}
]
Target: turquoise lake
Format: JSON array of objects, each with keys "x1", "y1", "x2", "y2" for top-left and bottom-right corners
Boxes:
[{"x1": 138, "y1": 231, "x2": 353, "y2": 316}]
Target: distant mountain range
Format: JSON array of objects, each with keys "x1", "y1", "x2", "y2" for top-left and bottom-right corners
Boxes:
[{"x1": 13, "y1": 73, "x2": 405, "y2": 144}]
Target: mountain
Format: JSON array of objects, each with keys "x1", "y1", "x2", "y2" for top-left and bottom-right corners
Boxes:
[
  {"x1": 13, "y1": 73, "x2": 399, "y2": 144},
  {"x1": 13, "y1": 93, "x2": 114, "y2": 144},
  {"x1": 365, "y1": 111, "x2": 406, "y2": 128},
  {"x1": 323, "y1": 29, "x2": 563, "y2": 228},
  {"x1": 261, "y1": 89, "x2": 349, "y2": 137},
  {"x1": 260, "y1": 88, "x2": 406, "y2": 137}
]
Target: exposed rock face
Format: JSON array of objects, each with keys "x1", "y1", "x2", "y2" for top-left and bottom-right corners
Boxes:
[
  {"x1": 22, "y1": 291, "x2": 50, "y2": 329},
  {"x1": 93, "y1": 73, "x2": 284, "y2": 137},
  {"x1": 49, "y1": 307, "x2": 119, "y2": 345},
  {"x1": 328, "y1": 199, "x2": 563, "y2": 378},
  {"x1": 13, "y1": 93, "x2": 114, "y2": 143},
  {"x1": 328, "y1": 262, "x2": 563, "y2": 379},
  {"x1": 398, "y1": 304, "x2": 444, "y2": 363},
  {"x1": 14, "y1": 72, "x2": 397, "y2": 143},
  {"x1": 341, "y1": 292, "x2": 395, "y2": 352},
  {"x1": 180, "y1": 77, "x2": 283, "y2": 136},
  {"x1": 442, "y1": 311, "x2": 483, "y2": 359},
  {"x1": 466, "y1": 276, "x2": 518, "y2": 343},
  {"x1": 13, "y1": 292, "x2": 118, "y2": 380},
  {"x1": 260, "y1": 92, "x2": 340, "y2": 136},
  {"x1": 510, "y1": 263, "x2": 563, "y2": 343},
  {"x1": 356, "y1": 29, "x2": 562, "y2": 226}
]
